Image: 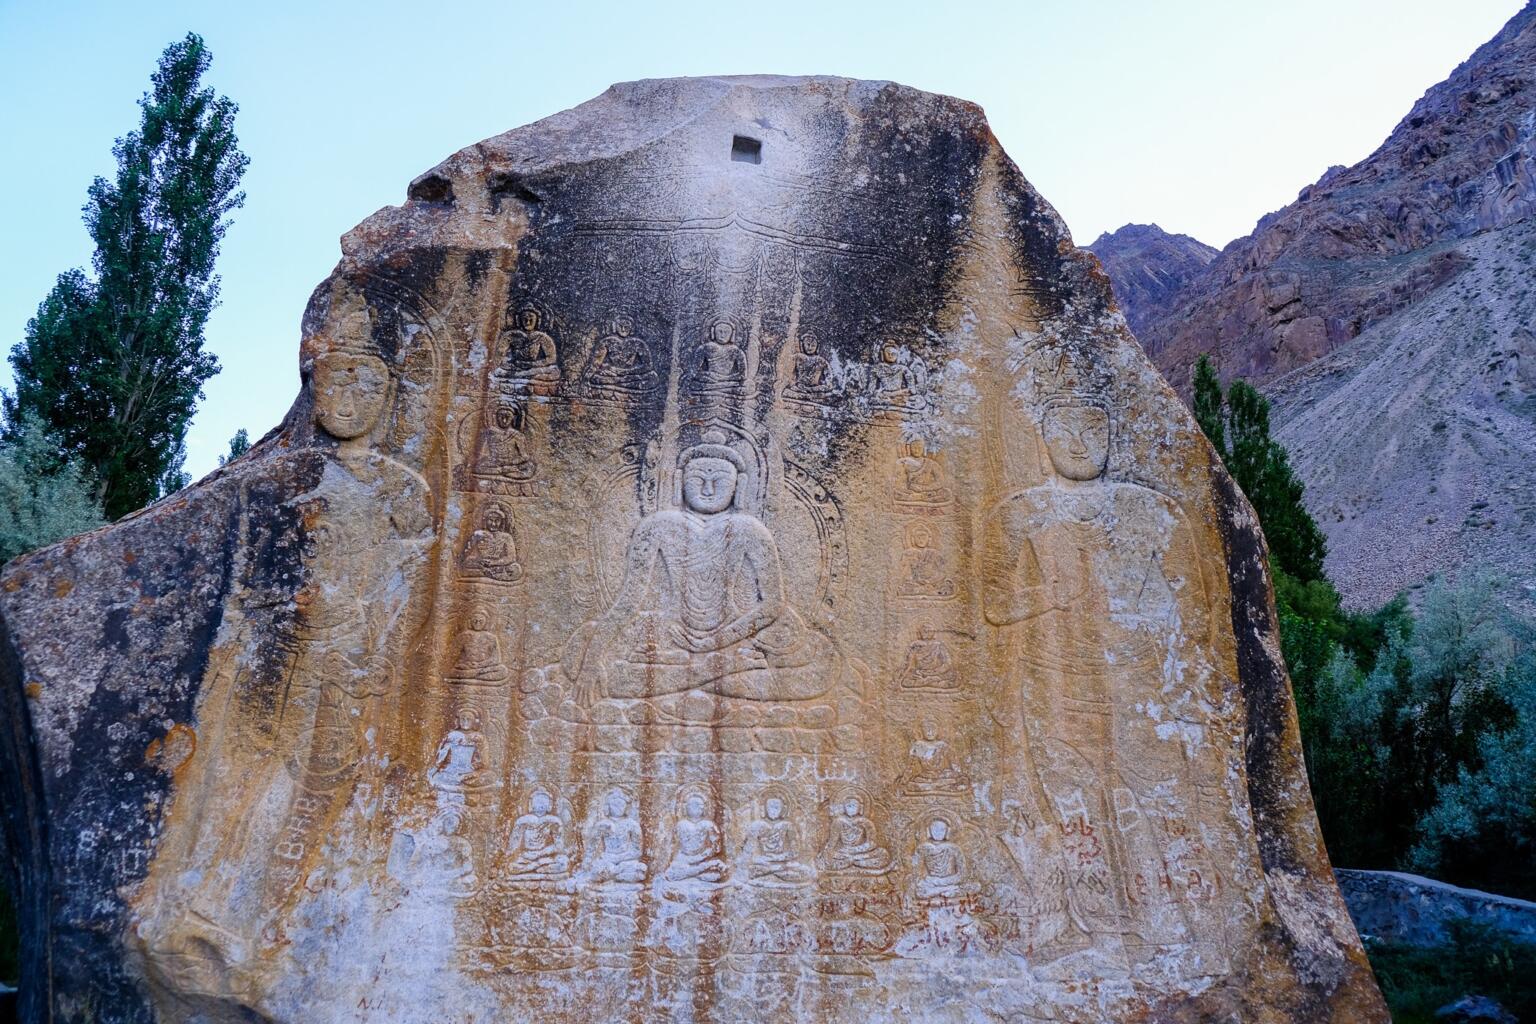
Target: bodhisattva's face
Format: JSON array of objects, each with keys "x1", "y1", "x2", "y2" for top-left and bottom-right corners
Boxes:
[
  {"x1": 765, "y1": 798, "x2": 784, "y2": 821},
  {"x1": 1042, "y1": 403, "x2": 1110, "y2": 482},
  {"x1": 313, "y1": 354, "x2": 389, "y2": 441},
  {"x1": 682, "y1": 456, "x2": 738, "y2": 515}
]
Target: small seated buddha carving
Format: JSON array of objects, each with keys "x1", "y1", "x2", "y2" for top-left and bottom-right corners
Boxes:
[
  {"x1": 584, "y1": 314, "x2": 659, "y2": 396},
  {"x1": 580, "y1": 787, "x2": 647, "y2": 885},
  {"x1": 690, "y1": 319, "x2": 746, "y2": 395},
  {"x1": 816, "y1": 796, "x2": 893, "y2": 875},
  {"x1": 895, "y1": 522, "x2": 956, "y2": 600},
  {"x1": 472, "y1": 400, "x2": 536, "y2": 482},
  {"x1": 504, "y1": 788, "x2": 569, "y2": 882},
  {"x1": 660, "y1": 791, "x2": 729, "y2": 892},
  {"x1": 894, "y1": 440, "x2": 953, "y2": 509},
  {"x1": 427, "y1": 709, "x2": 495, "y2": 791},
  {"x1": 902, "y1": 719, "x2": 969, "y2": 796},
  {"x1": 740, "y1": 794, "x2": 812, "y2": 887},
  {"x1": 785, "y1": 331, "x2": 833, "y2": 399},
  {"x1": 460, "y1": 502, "x2": 523, "y2": 584},
  {"x1": 447, "y1": 606, "x2": 509, "y2": 683},
  {"x1": 499, "y1": 305, "x2": 560, "y2": 384},
  {"x1": 896, "y1": 627, "x2": 959, "y2": 692},
  {"x1": 912, "y1": 817, "x2": 976, "y2": 900}
]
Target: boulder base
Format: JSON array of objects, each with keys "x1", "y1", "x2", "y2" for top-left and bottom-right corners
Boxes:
[{"x1": 0, "y1": 77, "x2": 1387, "y2": 1023}]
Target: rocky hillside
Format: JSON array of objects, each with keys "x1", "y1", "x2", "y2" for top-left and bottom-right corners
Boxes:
[
  {"x1": 1267, "y1": 218, "x2": 1536, "y2": 609},
  {"x1": 1139, "y1": 4, "x2": 1536, "y2": 391},
  {"x1": 1087, "y1": 223, "x2": 1217, "y2": 336},
  {"x1": 1096, "y1": 4, "x2": 1536, "y2": 609}
]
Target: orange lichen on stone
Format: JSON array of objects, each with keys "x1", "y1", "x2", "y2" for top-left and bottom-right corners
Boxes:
[{"x1": 145, "y1": 724, "x2": 197, "y2": 775}]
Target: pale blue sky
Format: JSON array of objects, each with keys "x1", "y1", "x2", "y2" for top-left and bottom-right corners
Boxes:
[{"x1": 0, "y1": 0, "x2": 1523, "y2": 481}]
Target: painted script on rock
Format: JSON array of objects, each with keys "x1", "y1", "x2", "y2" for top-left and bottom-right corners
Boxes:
[{"x1": 0, "y1": 77, "x2": 1387, "y2": 1023}]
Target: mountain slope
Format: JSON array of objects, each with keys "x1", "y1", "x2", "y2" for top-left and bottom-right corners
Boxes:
[
  {"x1": 1088, "y1": 224, "x2": 1217, "y2": 337},
  {"x1": 1142, "y1": 3, "x2": 1536, "y2": 392},
  {"x1": 1095, "y1": 4, "x2": 1536, "y2": 608},
  {"x1": 1266, "y1": 218, "x2": 1536, "y2": 608}
]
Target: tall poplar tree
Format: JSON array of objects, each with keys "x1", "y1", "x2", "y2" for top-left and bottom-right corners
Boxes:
[
  {"x1": 1190, "y1": 355, "x2": 1327, "y2": 583},
  {"x1": 5, "y1": 33, "x2": 248, "y2": 519}
]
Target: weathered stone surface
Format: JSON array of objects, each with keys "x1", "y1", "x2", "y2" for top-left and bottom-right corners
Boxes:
[{"x1": 0, "y1": 76, "x2": 1387, "y2": 1022}]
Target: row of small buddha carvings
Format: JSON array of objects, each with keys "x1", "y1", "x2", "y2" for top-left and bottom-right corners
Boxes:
[
  {"x1": 388, "y1": 783, "x2": 978, "y2": 903},
  {"x1": 486, "y1": 303, "x2": 929, "y2": 407}
]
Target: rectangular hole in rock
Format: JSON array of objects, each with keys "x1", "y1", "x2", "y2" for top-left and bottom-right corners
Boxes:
[{"x1": 731, "y1": 135, "x2": 762, "y2": 164}]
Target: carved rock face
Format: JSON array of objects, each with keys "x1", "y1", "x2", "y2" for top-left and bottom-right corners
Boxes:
[{"x1": 0, "y1": 77, "x2": 1387, "y2": 1023}]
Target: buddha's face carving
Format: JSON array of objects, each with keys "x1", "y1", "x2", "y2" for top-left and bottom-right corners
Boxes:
[
  {"x1": 1042, "y1": 403, "x2": 1110, "y2": 482},
  {"x1": 313, "y1": 352, "x2": 389, "y2": 441},
  {"x1": 800, "y1": 332, "x2": 819, "y2": 355},
  {"x1": 765, "y1": 798, "x2": 784, "y2": 821},
  {"x1": 605, "y1": 790, "x2": 628, "y2": 817},
  {"x1": 710, "y1": 320, "x2": 735, "y2": 345},
  {"x1": 928, "y1": 820, "x2": 949, "y2": 842},
  {"x1": 684, "y1": 794, "x2": 707, "y2": 820},
  {"x1": 519, "y1": 309, "x2": 540, "y2": 331},
  {"x1": 682, "y1": 456, "x2": 738, "y2": 515},
  {"x1": 531, "y1": 790, "x2": 553, "y2": 815}
]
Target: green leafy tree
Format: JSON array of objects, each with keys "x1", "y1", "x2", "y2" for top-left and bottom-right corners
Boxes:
[
  {"x1": 1411, "y1": 650, "x2": 1536, "y2": 898},
  {"x1": 1192, "y1": 356, "x2": 1328, "y2": 583},
  {"x1": 5, "y1": 33, "x2": 247, "y2": 520},
  {"x1": 0, "y1": 415, "x2": 106, "y2": 562},
  {"x1": 218, "y1": 427, "x2": 249, "y2": 466},
  {"x1": 1191, "y1": 354, "x2": 1225, "y2": 457},
  {"x1": 1300, "y1": 572, "x2": 1528, "y2": 887}
]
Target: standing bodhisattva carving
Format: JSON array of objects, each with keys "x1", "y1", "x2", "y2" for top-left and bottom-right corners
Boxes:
[{"x1": 983, "y1": 351, "x2": 1225, "y2": 966}]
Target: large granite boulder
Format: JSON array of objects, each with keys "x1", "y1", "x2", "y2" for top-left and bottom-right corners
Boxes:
[{"x1": 0, "y1": 77, "x2": 1387, "y2": 1022}]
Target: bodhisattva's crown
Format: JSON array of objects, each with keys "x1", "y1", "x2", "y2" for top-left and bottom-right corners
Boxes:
[{"x1": 1014, "y1": 337, "x2": 1112, "y2": 412}]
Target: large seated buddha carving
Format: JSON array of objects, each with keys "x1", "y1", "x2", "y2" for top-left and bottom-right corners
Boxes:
[{"x1": 559, "y1": 427, "x2": 840, "y2": 705}]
